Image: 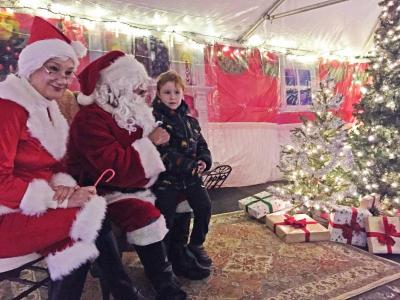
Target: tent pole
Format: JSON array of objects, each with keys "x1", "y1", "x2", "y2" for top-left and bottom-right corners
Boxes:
[
  {"x1": 361, "y1": 18, "x2": 379, "y2": 55},
  {"x1": 270, "y1": 0, "x2": 350, "y2": 20},
  {"x1": 237, "y1": 0, "x2": 286, "y2": 43}
]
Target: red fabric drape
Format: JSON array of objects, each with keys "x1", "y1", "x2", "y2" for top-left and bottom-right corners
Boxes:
[{"x1": 205, "y1": 44, "x2": 279, "y2": 122}]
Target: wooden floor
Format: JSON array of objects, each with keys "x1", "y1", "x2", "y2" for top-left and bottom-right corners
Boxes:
[{"x1": 208, "y1": 183, "x2": 400, "y2": 300}]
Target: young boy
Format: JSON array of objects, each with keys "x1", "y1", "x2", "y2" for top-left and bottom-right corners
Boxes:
[{"x1": 152, "y1": 70, "x2": 213, "y2": 278}]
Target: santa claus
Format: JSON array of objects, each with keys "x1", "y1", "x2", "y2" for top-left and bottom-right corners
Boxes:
[{"x1": 68, "y1": 50, "x2": 187, "y2": 300}]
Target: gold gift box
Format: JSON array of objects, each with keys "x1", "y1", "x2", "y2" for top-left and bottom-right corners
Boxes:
[
  {"x1": 366, "y1": 216, "x2": 400, "y2": 254},
  {"x1": 266, "y1": 214, "x2": 331, "y2": 243}
]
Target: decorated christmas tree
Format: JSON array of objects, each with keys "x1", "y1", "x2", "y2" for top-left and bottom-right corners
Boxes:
[
  {"x1": 349, "y1": 0, "x2": 400, "y2": 212},
  {"x1": 270, "y1": 84, "x2": 358, "y2": 214}
]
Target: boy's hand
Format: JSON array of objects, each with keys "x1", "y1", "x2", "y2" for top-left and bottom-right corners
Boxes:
[{"x1": 197, "y1": 160, "x2": 207, "y2": 174}]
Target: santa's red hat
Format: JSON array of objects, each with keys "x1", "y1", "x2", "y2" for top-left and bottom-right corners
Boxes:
[
  {"x1": 77, "y1": 50, "x2": 149, "y2": 105},
  {"x1": 18, "y1": 16, "x2": 87, "y2": 78}
]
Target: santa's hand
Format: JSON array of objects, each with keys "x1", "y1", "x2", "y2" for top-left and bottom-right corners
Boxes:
[
  {"x1": 197, "y1": 160, "x2": 207, "y2": 174},
  {"x1": 53, "y1": 185, "x2": 77, "y2": 202},
  {"x1": 67, "y1": 186, "x2": 97, "y2": 208},
  {"x1": 149, "y1": 127, "x2": 170, "y2": 145}
]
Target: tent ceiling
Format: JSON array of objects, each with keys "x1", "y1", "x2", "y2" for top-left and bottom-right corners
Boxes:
[{"x1": 40, "y1": 0, "x2": 381, "y2": 55}]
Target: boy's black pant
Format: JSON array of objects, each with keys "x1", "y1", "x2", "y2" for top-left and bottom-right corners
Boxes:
[{"x1": 154, "y1": 183, "x2": 211, "y2": 246}]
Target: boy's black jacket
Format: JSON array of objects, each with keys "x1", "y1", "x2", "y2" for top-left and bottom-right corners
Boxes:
[{"x1": 152, "y1": 97, "x2": 212, "y2": 190}]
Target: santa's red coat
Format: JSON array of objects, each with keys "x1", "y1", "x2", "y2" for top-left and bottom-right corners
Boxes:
[
  {"x1": 0, "y1": 75, "x2": 106, "y2": 280},
  {"x1": 68, "y1": 103, "x2": 168, "y2": 245}
]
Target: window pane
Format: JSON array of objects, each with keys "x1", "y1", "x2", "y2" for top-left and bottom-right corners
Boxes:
[
  {"x1": 300, "y1": 88, "x2": 312, "y2": 105},
  {"x1": 286, "y1": 88, "x2": 298, "y2": 105},
  {"x1": 298, "y1": 69, "x2": 311, "y2": 86},
  {"x1": 285, "y1": 68, "x2": 297, "y2": 86}
]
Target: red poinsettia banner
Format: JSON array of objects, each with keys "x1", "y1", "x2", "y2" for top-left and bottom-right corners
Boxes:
[
  {"x1": 205, "y1": 44, "x2": 280, "y2": 122},
  {"x1": 319, "y1": 60, "x2": 369, "y2": 122}
]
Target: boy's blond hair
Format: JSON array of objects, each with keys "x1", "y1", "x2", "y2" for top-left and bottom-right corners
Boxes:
[{"x1": 156, "y1": 70, "x2": 186, "y2": 93}]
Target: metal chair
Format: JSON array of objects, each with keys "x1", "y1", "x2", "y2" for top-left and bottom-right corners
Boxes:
[
  {"x1": 202, "y1": 164, "x2": 232, "y2": 190},
  {"x1": 0, "y1": 255, "x2": 50, "y2": 300}
]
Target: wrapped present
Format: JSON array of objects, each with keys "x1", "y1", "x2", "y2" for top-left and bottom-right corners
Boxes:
[
  {"x1": 360, "y1": 193, "x2": 381, "y2": 210},
  {"x1": 366, "y1": 216, "x2": 400, "y2": 254},
  {"x1": 265, "y1": 214, "x2": 330, "y2": 243},
  {"x1": 312, "y1": 211, "x2": 330, "y2": 227},
  {"x1": 328, "y1": 206, "x2": 371, "y2": 247},
  {"x1": 247, "y1": 198, "x2": 292, "y2": 220},
  {"x1": 238, "y1": 192, "x2": 291, "y2": 220},
  {"x1": 383, "y1": 209, "x2": 400, "y2": 217},
  {"x1": 238, "y1": 191, "x2": 272, "y2": 211}
]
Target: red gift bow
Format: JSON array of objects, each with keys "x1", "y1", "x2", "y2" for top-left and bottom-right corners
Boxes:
[
  {"x1": 367, "y1": 216, "x2": 400, "y2": 253},
  {"x1": 329, "y1": 207, "x2": 365, "y2": 244},
  {"x1": 284, "y1": 215, "x2": 307, "y2": 228},
  {"x1": 273, "y1": 214, "x2": 317, "y2": 242}
]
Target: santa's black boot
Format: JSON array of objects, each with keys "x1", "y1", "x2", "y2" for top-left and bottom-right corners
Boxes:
[
  {"x1": 135, "y1": 241, "x2": 187, "y2": 300},
  {"x1": 48, "y1": 263, "x2": 90, "y2": 300},
  {"x1": 168, "y1": 213, "x2": 211, "y2": 279},
  {"x1": 95, "y1": 221, "x2": 147, "y2": 300}
]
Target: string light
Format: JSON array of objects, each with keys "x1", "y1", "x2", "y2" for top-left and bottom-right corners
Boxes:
[{"x1": 1, "y1": 2, "x2": 374, "y2": 61}]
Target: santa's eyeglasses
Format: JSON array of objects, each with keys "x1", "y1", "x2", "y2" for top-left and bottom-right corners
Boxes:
[{"x1": 42, "y1": 64, "x2": 76, "y2": 81}]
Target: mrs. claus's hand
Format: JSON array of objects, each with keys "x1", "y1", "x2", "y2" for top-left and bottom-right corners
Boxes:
[
  {"x1": 53, "y1": 185, "x2": 77, "y2": 202},
  {"x1": 67, "y1": 186, "x2": 97, "y2": 208}
]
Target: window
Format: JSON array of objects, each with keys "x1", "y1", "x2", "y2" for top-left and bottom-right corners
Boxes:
[{"x1": 280, "y1": 56, "x2": 317, "y2": 112}]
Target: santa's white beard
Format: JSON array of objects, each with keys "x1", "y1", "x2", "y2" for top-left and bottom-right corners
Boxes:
[{"x1": 95, "y1": 84, "x2": 156, "y2": 136}]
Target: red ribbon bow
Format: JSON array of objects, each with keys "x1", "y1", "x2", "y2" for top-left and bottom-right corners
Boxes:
[
  {"x1": 273, "y1": 214, "x2": 317, "y2": 242},
  {"x1": 377, "y1": 234, "x2": 396, "y2": 247},
  {"x1": 367, "y1": 217, "x2": 400, "y2": 253},
  {"x1": 342, "y1": 223, "x2": 363, "y2": 240},
  {"x1": 284, "y1": 216, "x2": 307, "y2": 228},
  {"x1": 329, "y1": 207, "x2": 365, "y2": 244}
]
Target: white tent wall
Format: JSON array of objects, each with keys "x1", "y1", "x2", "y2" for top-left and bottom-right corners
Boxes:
[
  {"x1": 206, "y1": 123, "x2": 296, "y2": 187},
  {"x1": 2, "y1": 1, "x2": 382, "y2": 187}
]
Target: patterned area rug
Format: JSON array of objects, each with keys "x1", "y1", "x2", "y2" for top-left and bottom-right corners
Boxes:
[{"x1": 3, "y1": 211, "x2": 400, "y2": 299}]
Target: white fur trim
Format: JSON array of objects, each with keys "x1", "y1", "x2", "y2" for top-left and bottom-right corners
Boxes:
[
  {"x1": 19, "y1": 179, "x2": 56, "y2": 215},
  {"x1": 101, "y1": 55, "x2": 149, "y2": 88},
  {"x1": 105, "y1": 189, "x2": 156, "y2": 205},
  {"x1": 77, "y1": 93, "x2": 95, "y2": 105},
  {"x1": 0, "y1": 205, "x2": 19, "y2": 216},
  {"x1": 126, "y1": 215, "x2": 168, "y2": 246},
  {"x1": 50, "y1": 172, "x2": 77, "y2": 187},
  {"x1": 70, "y1": 41, "x2": 87, "y2": 58},
  {"x1": 144, "y1": 175, "x2": 158, "y2": 188},
  {"x1": 46, "y1": 241, "x2": 98, "y2": 280},
  {"x1": 132, "y1": 137, "x2": 165, "y2": 179},
  {"x1": 0, "y1": 75, "x2": 70, "y2": 160},
  {"x1": 18, "y1": 39, "x2": 79, "y2": 79},
  {"x1": 70, "y1": 195, "x2": 107, "y2": 242},
  {"x1": 175, "y1": 200, "x2": 193, "y2": 213}
]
